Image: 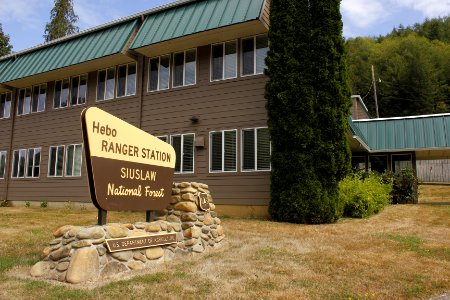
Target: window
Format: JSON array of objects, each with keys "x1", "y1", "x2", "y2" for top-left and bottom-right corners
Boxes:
[
  {"x1": 392, "y1": 154, "x2": 413, "y2": 173},
  {"x1": 65, "y1": 144, "x2": 83, "y2": 177},
  {"x1": 210, "y1": 130, "x2": 237, "y2": 172},
  {"x1": 211, "y1": 41, "x2": 237, "y2": 81},
  {"x1": 173, "y1": 49, "x2": 196, "y2": 87},
  {"x1": 242, "y1": 128, "x2": 271, "y2": 171},
  {"x1": 369, "y1": 155, "x2": 388, "y2": 173},
  {"x1": 0, "y1": 151, "x2": 6, "y2": 179},
  {"x1": 70, "y1": 75, "x2": 87, "y2": 106},
  {"x1": 351, "y1": 156, "x2": 366, "y2": 171},
  {"x1": 32, "y1": 84, "x2": 46, "y2": 113},
  {"x1": 97, "y1": 67, "x2": 116, "y2": 101},
  {"x1": 0, "y1": 92, "x2": 12, "y2": 119},
  {"x1": 48, "y1": 145, "x2": 65, "y2": 177},
  {"x1": 149, "y1": 55, "x2": 171, "y2": 92},
  {"x1": 242, "y1": 34, "x2": 268, "y2": 76},
  {"x1": 157, "y1": 136, "x2": 168, "y2": 143},
  {"x1": 18, "y1": 88, "x2": 32, "y2": 115},
  {"x1": 171, "y1": 134, "x2": 194, "y2": 173},
  {"x1": 117, "y1": 63, "x2": 136, "y2": 97},
  {"x1": 26, "y1": 148, "x2": 41, "y2": 178},
  {"x1": 11, "y1": 147, "x2": 40, "y2": 178}
]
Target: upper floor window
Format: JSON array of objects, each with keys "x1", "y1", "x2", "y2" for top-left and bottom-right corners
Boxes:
[
  {"x1": 173, "y1": 49, "x2": 196, "y2": 87},
  {"x1": 210, "y1": 129, "x2": 237, "y2": 172},
  {"x1": 12, "y1": 147, "x2": 41, "y2": 178},
  {"x1": 149, "y1": 55, "x2": 170, "y2": 92},
  {"x1": 97, "y1": 67, "x2": 116, "y2": 101},
  {"x1": 32, "y1": 84, "x2": 47, "y2": 113},
  {"x1": 17, "y1": 88, "x2": 32, "y2": 115},
  {"x1": 117, "y1": 63, "x2": 136, "y2": 97},
  {"x1": 171, "y1": 134, "x2": 194, "y2": 173},
  {"x1": 241, "y1": 34, "x2": 268, "y2": 76},
  {"x1": 242, "y1": 127, "x2": 271, "y2": 171},
  {"x1": 0, "y1": 92, "x2": 12, "y2": 119},
  {"x1": 55, "y1": 75, "x2": 87, "y2": 108},
  {"x1": 211, "y1": 41, "x2": 237, "y2": 81},
  {"x1": 0, "y1": 151, "x2": 6, "y2": 179}
]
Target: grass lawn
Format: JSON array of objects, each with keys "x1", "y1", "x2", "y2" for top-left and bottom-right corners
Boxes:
[{"x1": 0, "y1": 204, "x2": 449, "y2": 299}]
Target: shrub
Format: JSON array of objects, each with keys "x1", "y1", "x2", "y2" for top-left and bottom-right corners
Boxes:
[
  {"x1": 392, "y1": 168, "x2": 418, "y2": 204},
  {"x1": 339, "y1": 172, "x2": 392, "y2": 218},
  {"x1": 40, "y1": 201, "x2": 48, "y2": 208}
]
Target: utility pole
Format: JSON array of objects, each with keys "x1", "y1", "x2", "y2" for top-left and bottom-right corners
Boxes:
[{"x1": 371, "y1": 65, "x2": 379, "y2": 118}]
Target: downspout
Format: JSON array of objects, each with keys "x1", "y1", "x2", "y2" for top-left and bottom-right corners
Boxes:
[{"x1": 5, "y1": 88, "x2": 17, "y2": 202}]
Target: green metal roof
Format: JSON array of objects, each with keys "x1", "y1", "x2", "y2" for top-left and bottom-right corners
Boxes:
[
  {"x1": 351, "y1": 114, "x2": 450, "y2": 151},
  {"x1": 0, "y1": 20, "x2": 137, "y2": 84},
  {"x1": 130, "y1": 0, "x2": 265, "y2": 49}
]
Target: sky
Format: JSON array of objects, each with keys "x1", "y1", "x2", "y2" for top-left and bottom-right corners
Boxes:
[{"x1": 0, "y1": 0, "x2": 449, "y2": 53}]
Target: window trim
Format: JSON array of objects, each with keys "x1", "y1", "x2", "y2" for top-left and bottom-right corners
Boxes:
[
  {"x1": 156, "y1": 135, "x2": 169, "y2": 143},
  {"x1": 240, "y1": 34, "x2": 268, "y2": 77},
  {"x1": 241, "y1": 127, "x2": 271, "y2": 172},
  {"x1": 53, "y1": 78, "x2": 70, "y2": 109},
  {"x1": 48, "y1": 145, "x2": 65, "y2": 178},
  {"x1": 17, "y1": 87, "x2": 32, "y2": 116},
  {"x1": 96, "y1": 67, "x2": 116, "y2": 102},
  {"x1": 170, "y1": 133, "x2": 195, "y2": 174},
  {"x1": 11, "y1": 148, "x2": 27, "y2": 179},
  {"x1": 148, "y1": 55, "x2": 171, "y2": 92},
  {"x1": 31, "y1": 84, "x2": 47, "y2": 113},
  {"x1": 0, "y1": 92, "x2": 12, "y2": 119},
  {"x1": 116, "y1": 62, "x2": 137, "y2": 98},
  {"x1": 0, "y1": 151, "x2": 6, "y2": 179},
  {"x1": 210, "y1": 40, "x2": 238, "y2": 82},
  {"x1": 25, "y1": 147, "x2": 41, "y2": 178},
  {"x1": 64, "y1": 144, "x2": 83, "y2": 177},
  {"x1": 209, "y1": 129, "x2": 237, "y2": 173},
  {"x1": 172, "y1": 48, "x2": 197, "y2": 88}
]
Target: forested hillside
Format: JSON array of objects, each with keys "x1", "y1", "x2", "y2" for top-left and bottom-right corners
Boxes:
[{"x1": 346, "y1": 17, "x2": 450, "y2": 117}]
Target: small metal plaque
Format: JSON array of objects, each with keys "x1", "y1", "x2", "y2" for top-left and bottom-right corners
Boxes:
[
  {"x1": 198, "y1": 192, "x2": 210, "y2": 211},
  {"x1": 105, "y1": 233, "x2": 177, "y2": 252}
]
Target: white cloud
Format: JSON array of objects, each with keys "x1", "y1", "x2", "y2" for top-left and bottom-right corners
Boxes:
[
  {"x1": 394, "y1": 0, "x2": 450, "y2": 17},
  {"x1": 341, "y1": 0, "x2": 387, "y2": 29},
  {"x1": 0, "y1": 0, "x2": 50, "y2": 29}
]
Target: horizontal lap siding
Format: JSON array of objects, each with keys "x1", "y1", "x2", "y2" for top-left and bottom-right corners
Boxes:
[
  {"x1": 142, "y1": 45, "x2": 270, "y2": 206},
  {"x1": 6, "y1": 71, "x2": 141, "y2": 203},
  {"x1": 0, "y1": 117, "x2": 12, "y2": 200}
]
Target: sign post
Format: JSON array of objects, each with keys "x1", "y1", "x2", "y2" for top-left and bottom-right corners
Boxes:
[{"x1": 81, "y1": 107, "x2": 176, "y2": 225}]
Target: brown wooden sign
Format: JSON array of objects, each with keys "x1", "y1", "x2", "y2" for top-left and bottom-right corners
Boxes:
[
  {"x1": 81, "y1": 107, "x2": 176, "y2": 212},
  {"x1": 105, "y1": 233, "x2": 177, "y2": 252}
]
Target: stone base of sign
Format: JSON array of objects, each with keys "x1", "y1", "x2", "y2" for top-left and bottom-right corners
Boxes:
[{"x1": 29, "y1": 182, "x2": 225, "y2": 284}]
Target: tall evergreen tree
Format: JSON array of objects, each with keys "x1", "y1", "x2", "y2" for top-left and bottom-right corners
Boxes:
[
  {"x1": 266, "y1": 0, "x2": 351, "y2": 223},
  {"x1": 44, "y1": 0, "x2": 79, "y2": 42},
  {"x1": 0, "y1": 23, "x2": 13, "y2": 56}
]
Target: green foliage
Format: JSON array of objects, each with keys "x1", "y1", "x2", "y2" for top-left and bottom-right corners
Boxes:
[
  {"x1": 391, "y1": 168, "x2": 418, "y2": 204},
  {"x1": 0, "y1": 199, "x2": 8, "y2": 207},
  {"x1": 339, "y1": 172, "x2": 392, "y2": 218},
  {"x1": 0, "y1": 23, "x2": 12, "y2": 56},
  {"x1": 266, "y1": 0, "x2": 351, "y2": 224},
  {"x1": 44, "y1": 0, "x2": 79, "y2": 42},
  {"x1": 25, "y1": 201, "x2": 31, "y2": 208},
  {"x1": 346, "y1": 16, "x2": 450, "y2": 117},
  {"x1": 40, "y1": 201, "x2": 48, "y2": 208}
]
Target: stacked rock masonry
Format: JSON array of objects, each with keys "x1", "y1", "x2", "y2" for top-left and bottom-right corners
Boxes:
[{"x1": 30, "y1": 182, "x2": 225, "y2": 283}]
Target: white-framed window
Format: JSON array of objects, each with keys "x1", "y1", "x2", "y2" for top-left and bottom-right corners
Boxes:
[
  {"x1": 17, "y1": 88, "x2": 32, "y2": 115},
  {"x1": 32, "y1": 84, "x2": 46, "y2": 113},
  {"x1": 26, "y1": 147, "x2": 41, "y2": 178},
  {"x1": 149, "y1": 55, "x2": 171, "y2": 92},
  {"x1": 173, "y1": 49, "x2": 197, "y2": 87},
  {"x1": 0, "y1": 151, "x2": 6, "y2": 179},
  {"x1": 11, "y1": 149, "x2": 26, "y2": 178},
  {"x1": 117, "y1": 63, "x2": 136, "y2": 97},
  {"x1": 65, "y1": 144, "x2": 83, "y2": 177},
  {"x1": 241, "y1": 127, "x2": 271, "y2": 171},
  {"x1": 54, "y1": 75, "x2": 87, "y2": 108},
  {"x1": 0, "y1": 92, "x2": 12, "y2": 119},
  {"x1": 70, "y1": 75, "x2": 87, "y2": 106},
  {"x1": 210, "y1": 129, "x2": 237, "y2": 172},
  {"x1": 48, "y1": 145, "x2": 65, "y2": 177},
  {"x1": 211, "y1": 40, "x2": 237, "y2": 81},
  {"x1": 171, "y1": 134, "x2": 194, "y2": 173},
  {"x1": 12, "y1": 147, "x2": 40, "y2": 178},
  {"x1": 157, "y1": 135, "x2": 168, "y2": 143},
  {"x1": 241, "y1": 34, "x2": 268, "y2": 76},
  {"x1": 97, "y1": 67, "x2": 116, "y2": 101}
]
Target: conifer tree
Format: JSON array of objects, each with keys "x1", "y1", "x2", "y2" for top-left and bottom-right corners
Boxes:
[
  {"x1": 0, "y1": 24, "x2": 13, "y2": 56},
  {"x1": 44, "y1": 0, "x2": 79, "y2": 42},
  {"x1": 266, "y1": 0, "x2": 351, "y2": 223}
]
